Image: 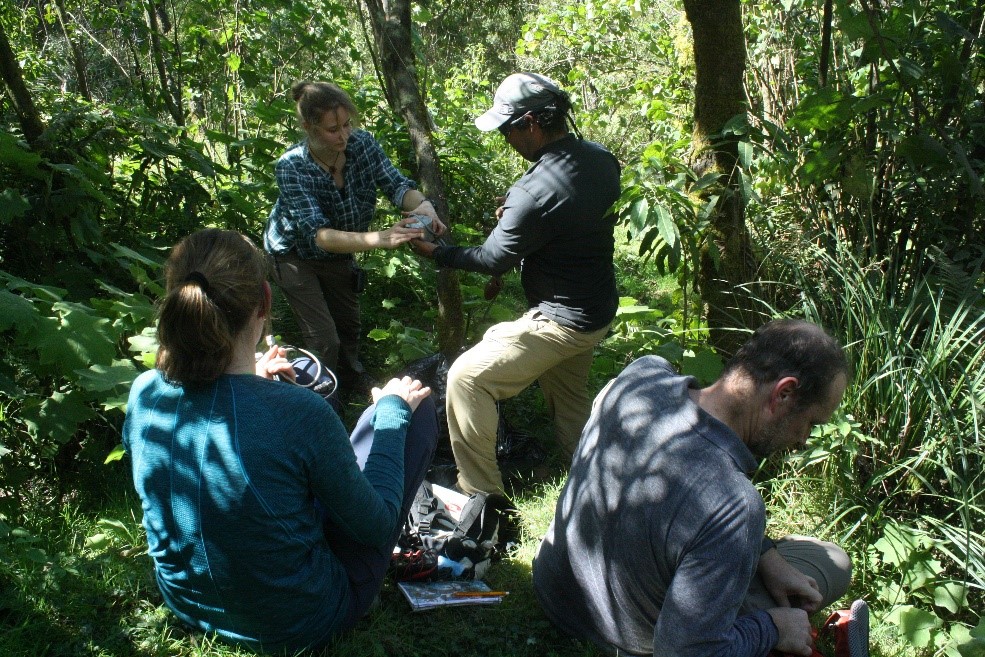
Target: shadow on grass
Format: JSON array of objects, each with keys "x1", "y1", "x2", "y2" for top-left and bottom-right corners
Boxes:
[
  {"x1": 0, "y1": 562, "x2": 186, "y2": 657},
  {"x1": 326, "y1": 557, "x2": 602, "y2": 657},
  {"x1": 0, "y1": 596, "x2": 82, "y2": 655}
]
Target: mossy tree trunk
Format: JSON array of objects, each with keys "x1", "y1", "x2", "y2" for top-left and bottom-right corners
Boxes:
[
  {"x1": 362, "y1": 0, "x2": 464, "y2": 358},
  {"x1": 684, "y1": 0, "x2": 764, "y2": 356}
]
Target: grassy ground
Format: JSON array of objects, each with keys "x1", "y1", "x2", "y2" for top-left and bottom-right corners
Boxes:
[
  {"x1": 0, "y1": 445, "x2": 601, "y2": 657},
  {"x1": 1, "y1": 248, "x2": 904, "y2": 657},
  {"x1": 0, "y1": 467, "x2": 904, "y2": 657}
]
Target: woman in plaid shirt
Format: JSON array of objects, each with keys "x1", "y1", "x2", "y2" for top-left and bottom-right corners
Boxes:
[{"x1": 264, "y1": 81, "x2": 445, "y2": 395}]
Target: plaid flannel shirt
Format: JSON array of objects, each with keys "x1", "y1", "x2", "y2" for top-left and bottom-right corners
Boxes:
[{"x1": 264, "y1": 129, "x2": 417, "y2": 260}]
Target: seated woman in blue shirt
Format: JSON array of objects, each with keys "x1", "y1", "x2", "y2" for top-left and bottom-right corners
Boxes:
[
  {"x1": 264, "y1": 81, "x2": 446, "y2": 394},
  {"x1": 124, "y1": 228, "x2": 437, "y2": 653}
]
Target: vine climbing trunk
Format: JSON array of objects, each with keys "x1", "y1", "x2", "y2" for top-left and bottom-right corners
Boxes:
[
  {"x1": 361, "y1": 0, "x2": 464, "y2": 358},
  {"x1": 52, "y1": 0, "x2": 91, "y2": 102},
  {"x1": 145, "y1": 0, "x2": 183, "y2": 126},
  {"x1": 684, "y1": 0, "x2": 763, "y2": 356}
]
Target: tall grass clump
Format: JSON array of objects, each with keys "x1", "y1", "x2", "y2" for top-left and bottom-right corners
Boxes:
[{"x1": 754, "y1": 236, "x2": 985, "y2": 655}]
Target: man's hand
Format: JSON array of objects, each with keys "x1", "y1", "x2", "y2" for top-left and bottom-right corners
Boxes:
[
  {"x1": 758, "y1": 548, "x2": 823, "y2": 612},
  {"x1": 404, "y1": 199, "x2": 448, "y2": 236},
  {"x1": 767, "y1": 607, "x2": 814, "y2": 656},
  {"x1": 410, "y1": 238, "x2": 439, "y2": 258}
]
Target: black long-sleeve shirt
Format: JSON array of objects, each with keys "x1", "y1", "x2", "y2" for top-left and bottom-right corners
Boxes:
[{"x1": 435, "y1": 134, "x2": 620, "y2": 332}]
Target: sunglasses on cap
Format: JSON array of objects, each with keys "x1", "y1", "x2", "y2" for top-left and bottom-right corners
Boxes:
[{"x1": 498, "y1": 114, "x2": 530, "y2": 137}]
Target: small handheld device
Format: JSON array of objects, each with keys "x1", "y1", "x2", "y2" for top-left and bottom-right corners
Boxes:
[
  {"x1": 257, "y1": 335, "x2": 338, "y2": 399},
  {"x1": 406, "y1": 214, "x2": 436, "y2": 242}
]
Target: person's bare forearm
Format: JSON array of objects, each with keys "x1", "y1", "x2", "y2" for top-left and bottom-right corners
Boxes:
[
  {"x1": 315, "y1": 227, "x2": 383, "y2": 253},
  {"x1": 401, "y1": 190, "x2": 429, "y2": 211},
  {"x1": 316, "y1": 222, "x2": 423, "y2": 253}
]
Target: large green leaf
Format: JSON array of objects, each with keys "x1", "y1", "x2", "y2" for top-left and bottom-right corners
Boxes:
[
  {"x1": 109, "y1": 243, "x2": 163, "y2": 269},
  {"x1": 692, "y1": 172, "x2": 721, "y2": 192},
  {"x1": 21, "y1": 389, "x2": 95, "y2": 444},
  {"x1": 36, "y1": 303, "x2": 119, "y2": 373},
  {"x1": 0, "y1": 272, "x2": 66, "y2": 303},
  {"x1": 738, "y1": 170, "x2": 755, "y2": 203},
  {"x1": 653, "y1": 341, "x2": 685, "y2": 364},
  {"x1": 128, "y1": 327, "x2": 159, "y2": 368},
  {"x1": 875, "y1": 522, "x2": 929, "y2": 566},
  {"x1": 100, "y1": 391, "x2": 131, "y2": 413},
  {"x1": 955, "y1": 636, "x2": 985, "y2": 657},
  {"x1": 104, "y1": 444, "x2": 126, "y2": 464},
  {"x1": 654, "y1": 204, "x2": 678, "y2": 251},
  {"x1": 720, "y1": 113, "x2": 750, "y2": 137},
  {"x1": 0, "y1": 132, "x2": 43, "y2": 178},
  {"x1": 0, "y1": 289, "x2": 41, "y2": 334},
  {"x1": 0, "y1": 188, "x2": 31, "y2": 225},
  {"x1": 899, "y1": 133, "x2": 950, "y2": 168},
  {"x1": 48, "y1": 163, "x2": 113, "y2": 206},
  {"x1": 94, "y1": 281, "x2": 156, "y2": 328},
  {"x1": 933, "y1": 583, "x2": 967, "y2": 614},
  {"x1": 682, "y1": 349, "x2": 724, "y2": 384},
  {"x1": 74, "y1": 360, "x2": 140, "y2": 393},
  {"x1": 887, "y1": 605, "x2": 942, "y2": 649},
  {"x1": 955, "y1": 618, "x2": 985, "y2": 657},
  {"x1": 737, "y1": 140, "x2": 753, "y2": 169},
  {"x1": 787, "y1": 88, "x2": 852, "y2": 132},
  {"x1": 629, "y1": 197, "x2": 650, "y2": 233}
]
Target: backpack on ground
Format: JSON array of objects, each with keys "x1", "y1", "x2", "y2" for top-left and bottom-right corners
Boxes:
[{"x1": 392, "y1": 480, "x2": 515, "y2": 581}]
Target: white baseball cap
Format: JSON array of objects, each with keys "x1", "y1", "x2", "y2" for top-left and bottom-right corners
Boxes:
[{"x1": 474, "y1": 73, "x2": 564, "y2": 132}]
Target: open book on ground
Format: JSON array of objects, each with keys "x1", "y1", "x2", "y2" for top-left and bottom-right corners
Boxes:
[{"x1": 397, "y1": 579, "x2": 508, "y2": 612}]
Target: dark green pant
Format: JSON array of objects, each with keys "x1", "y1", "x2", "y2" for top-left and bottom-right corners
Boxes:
[{"x1": 272, "y1": 252, "x2": 364, "y2": 379}]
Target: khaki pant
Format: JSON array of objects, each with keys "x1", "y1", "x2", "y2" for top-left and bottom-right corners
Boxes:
[
  {"x1": 610, "y1": 536, "x2": 852, "y2": 656},
  {"x1": 742, "y1": 535, "x2": 852, "y2": 612},
  {"x1": 448, "y1": 310, "x2": 609, "y2": 495}
]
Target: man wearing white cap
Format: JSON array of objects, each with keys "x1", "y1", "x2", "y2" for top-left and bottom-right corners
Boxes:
[{"x1": 412, "y1": 72, "x2": 621, "y2": 497}]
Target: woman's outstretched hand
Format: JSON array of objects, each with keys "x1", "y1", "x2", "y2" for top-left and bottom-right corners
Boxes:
[
  {"x1": 255, "y1": 345, "x2": 296, "y2": 381},
  {"x1": 372, "y1": 376, "x2": 431, "y2": 411},
  {"x1": 377, "y1": 217, "x2": 425, "y2": 249},
  {"x1": 405, "y1": 199, "x2": 447, "y2": 236}
]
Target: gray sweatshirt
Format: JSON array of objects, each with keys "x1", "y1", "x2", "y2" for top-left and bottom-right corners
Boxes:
[{"x1": 533, "y1": 356, "x2": 778, "y2": 657}]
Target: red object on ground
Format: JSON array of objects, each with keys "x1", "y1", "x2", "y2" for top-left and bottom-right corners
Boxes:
[{"x1": 769, "y1": 599, "x2": 869, "y2": 657}]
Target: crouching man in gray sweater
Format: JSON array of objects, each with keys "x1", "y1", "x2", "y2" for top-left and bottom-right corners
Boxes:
[{"x1": 533, "y1": 319, "x2": 853, "y2": 657}]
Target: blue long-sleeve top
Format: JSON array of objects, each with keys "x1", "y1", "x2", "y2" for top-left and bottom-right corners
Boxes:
[{"x1": 122, "y1": 369, "x2": 410, "y2": 653}]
